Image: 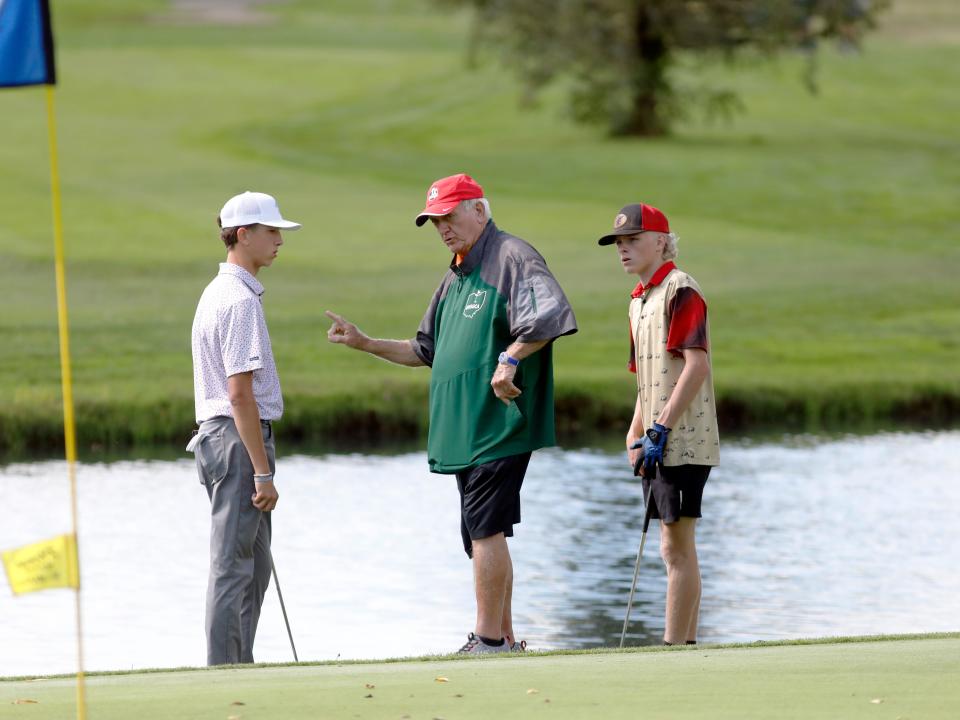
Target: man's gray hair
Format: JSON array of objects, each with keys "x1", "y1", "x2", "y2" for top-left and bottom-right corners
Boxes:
[
  {"x1": 662, "y1": 232, "x2": 679, "y2": 261},
  {"x1": 458, "y1": 197, "x2": 491, "y2": 222}
]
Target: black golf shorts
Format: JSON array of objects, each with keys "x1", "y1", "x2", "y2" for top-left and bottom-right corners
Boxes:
[
  {"x1": 641, "y1": 464, "x2": 711, "y2": 524},
  {"x1": 455, "y1": 451, "x2": 532, "y2": 558}
]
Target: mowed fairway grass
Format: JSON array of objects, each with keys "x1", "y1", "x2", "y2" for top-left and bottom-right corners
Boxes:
[
  {"x1": 2, "y1": 635, "x2": 958, "y2": 719},
  {"x1": 1, "y1": 0, "x2": 958, "y2": 452}
]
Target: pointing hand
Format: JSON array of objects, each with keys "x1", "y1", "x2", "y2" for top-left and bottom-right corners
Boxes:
[{"x1": 325, "y1": 310, "x2": 369, "y2": 350}]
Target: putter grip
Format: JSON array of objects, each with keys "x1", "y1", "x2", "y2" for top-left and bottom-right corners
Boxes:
[{"x1": 630, "y1": 439, "x2": 644, "y2": 477}]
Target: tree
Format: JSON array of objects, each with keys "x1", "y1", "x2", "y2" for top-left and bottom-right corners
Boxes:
[{"x1": 442, "y1": 0, "x2": 889, "y2": 136}]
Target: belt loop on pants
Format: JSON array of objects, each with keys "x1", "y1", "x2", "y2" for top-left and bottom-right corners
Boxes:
[{"x1": 260, "y1": 419, "x2": 272, "y2": 440}]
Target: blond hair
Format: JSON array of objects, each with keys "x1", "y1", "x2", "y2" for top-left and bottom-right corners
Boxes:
[{"x1": 662, "y1": 232, "x2": 678, "y2": 260}]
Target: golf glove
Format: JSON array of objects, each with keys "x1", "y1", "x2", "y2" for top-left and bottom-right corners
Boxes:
[{"x1": 641, "y1": 423, "x2": 671, "y2": 478}]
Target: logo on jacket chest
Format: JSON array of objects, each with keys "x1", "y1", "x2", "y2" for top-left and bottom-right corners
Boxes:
[{"x1": 463, "y1": 290, "x2": 487, "y2": 318}]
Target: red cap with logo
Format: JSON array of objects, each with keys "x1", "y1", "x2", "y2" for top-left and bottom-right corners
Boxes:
[
  {"x1": 415, "y1": 173, "x2": 485, "y2": 226},
  {"x1": 597, "y1": 203, "x2": 670, "y2": 245}
]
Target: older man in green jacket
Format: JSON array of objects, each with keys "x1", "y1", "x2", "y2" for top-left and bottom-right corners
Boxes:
[{"x1": 326, "y1": 173, "x2": 576, "y2": 654}]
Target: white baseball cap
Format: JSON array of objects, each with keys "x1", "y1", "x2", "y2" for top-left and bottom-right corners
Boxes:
[{"x1": 219, "y1": 191, "x2": 301, "y2": 230}]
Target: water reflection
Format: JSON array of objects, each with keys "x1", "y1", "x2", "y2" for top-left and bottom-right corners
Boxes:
[{"x1": 1, "y1": 430, "x2": 958, "y2": 676}]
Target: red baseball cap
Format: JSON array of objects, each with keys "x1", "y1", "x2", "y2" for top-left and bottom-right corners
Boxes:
[
  {"x1": 415, "y1": 173, "x2": 485, "y2": 226},
  {"x1": 597, "y1": 203, "x2": 670, "y2": 245}
]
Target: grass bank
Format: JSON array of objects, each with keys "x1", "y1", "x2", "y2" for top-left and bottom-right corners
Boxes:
[
  {"x1": 2, "y1": 381, "x2": 958, "y2": 458},
  {"x1": 1, "y1": 0, "x2": 958, "y2": 456},
  {"x1": 2, "y1": 634, "x2": 958, "y2": 719}
]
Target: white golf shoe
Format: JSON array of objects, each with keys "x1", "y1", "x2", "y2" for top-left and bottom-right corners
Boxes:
[{"x1": 457, "y1": 632, "x2": 510, "y2": 654}]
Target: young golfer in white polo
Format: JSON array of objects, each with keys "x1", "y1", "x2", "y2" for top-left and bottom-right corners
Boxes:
[{"x1": 189, "y1": 191, "x2": 300, "y2": 665}]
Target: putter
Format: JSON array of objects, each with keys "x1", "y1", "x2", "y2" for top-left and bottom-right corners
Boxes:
[
  {"x1": 269, "y1": 551, "x2": 299, "y2": 662},
  {"x1": 619, "y1": 445, "x2": 657, "y2": 649}
]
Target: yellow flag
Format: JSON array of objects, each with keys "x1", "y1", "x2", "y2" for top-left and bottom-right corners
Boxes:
[{"x1": 2, "y1": 533, "x2": 80, "y2": 595}]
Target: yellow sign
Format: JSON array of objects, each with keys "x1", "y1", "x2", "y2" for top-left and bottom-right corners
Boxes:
[{"x1": 2, "y1": 533, "x2": 80, "y2": 595}]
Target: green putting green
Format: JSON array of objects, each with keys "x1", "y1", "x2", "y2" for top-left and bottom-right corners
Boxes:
[{"x1": 3, "y1": 635, "x2": 958, "y2": 719}]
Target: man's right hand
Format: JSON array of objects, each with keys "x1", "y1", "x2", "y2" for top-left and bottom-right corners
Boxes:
[
  {"x1": 627, "y1": 434, "x2": 644, "y2": 476},
  {"x1": 325, "y1": 310, "x2": 368, "y2": 350},
  {"x1": 628, "y1": 438, "x2": 645, "y2": 477}
]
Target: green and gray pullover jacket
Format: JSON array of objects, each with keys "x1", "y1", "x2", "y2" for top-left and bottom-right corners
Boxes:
[{"x1": 410, "y1": 220, "x2": 577, "y2": 474}]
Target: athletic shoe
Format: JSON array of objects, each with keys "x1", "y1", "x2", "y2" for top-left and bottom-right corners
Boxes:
[
  {"x1": 510, "y1": 639, "x2": 527, "y2": 652},
  {"x1": 457, "y1": 632, "x2": 510, "y2": 654}
]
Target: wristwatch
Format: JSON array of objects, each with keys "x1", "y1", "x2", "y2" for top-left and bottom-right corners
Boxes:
[{"x1": 498, "y1": 351, "x2": 520, "y2": 367}]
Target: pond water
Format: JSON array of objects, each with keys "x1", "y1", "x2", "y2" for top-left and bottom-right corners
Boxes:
[{"x1": 1, "y1": 430, "x2": 958, "y2": 677}]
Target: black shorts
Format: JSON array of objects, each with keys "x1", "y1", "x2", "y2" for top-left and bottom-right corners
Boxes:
[
  {"x1": 455, "y1": 452, "x2": 532, "y2": 558},
  {"x1": 641, "y1": 464, "x2": 711, "y2": 524}
]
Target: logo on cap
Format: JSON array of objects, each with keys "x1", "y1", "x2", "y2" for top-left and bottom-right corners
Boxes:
[
  {"x1": 614, "y1": 213, "x2": 627, "y2": 229},
  {"x1": 428, "y1": 187, "x2": 439, "y2": 201}
]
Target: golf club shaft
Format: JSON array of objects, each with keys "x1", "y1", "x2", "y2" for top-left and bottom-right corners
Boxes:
[
  {"x1": 619, "y1": 529, "x2": 648, "y2": 648},
  {"x1": 620, "y1": 485, "x2": 655, "y2": 648},
  {"x1": 270, "y1": 553, "x2": 298, "y2": 662}
]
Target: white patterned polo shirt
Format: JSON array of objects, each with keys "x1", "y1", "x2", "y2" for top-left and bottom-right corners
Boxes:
[
  {"x1": 191, "y1": 263, "x2": 283, "y2": 423},
  {"x1": 629, "y1": 263, "x2": 719, "y2": 467}
]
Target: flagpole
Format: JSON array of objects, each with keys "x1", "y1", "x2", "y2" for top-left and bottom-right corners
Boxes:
[{"x1": 45, "y1": 83, "x2": 87, "y2": 720}]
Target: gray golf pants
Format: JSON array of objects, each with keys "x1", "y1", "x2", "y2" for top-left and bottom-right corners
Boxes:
[{"x1": 194, "y1": 415, "x2": 275, "y2": 666}]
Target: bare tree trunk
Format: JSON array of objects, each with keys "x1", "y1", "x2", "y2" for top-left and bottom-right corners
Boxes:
[{"x1": 614, "y1": 4, "x2": 670, "y2": 136}]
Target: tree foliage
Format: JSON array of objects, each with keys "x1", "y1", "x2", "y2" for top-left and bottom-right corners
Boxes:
[{"x1": 441, "y1": 0, "x2": 890, "y2": 135}]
